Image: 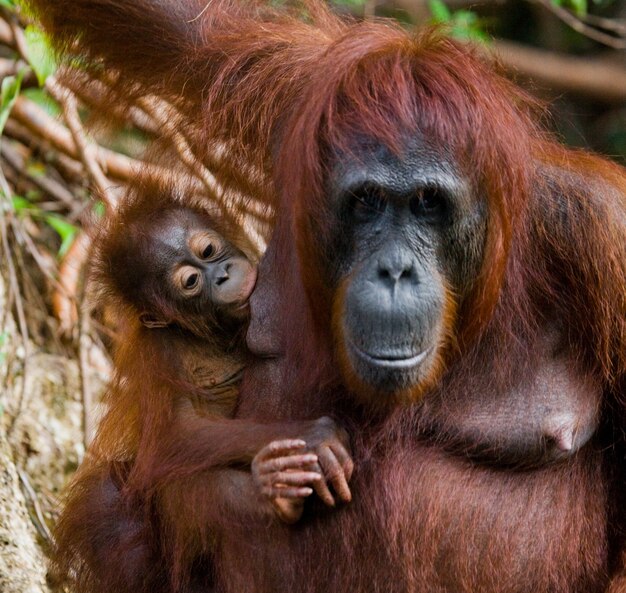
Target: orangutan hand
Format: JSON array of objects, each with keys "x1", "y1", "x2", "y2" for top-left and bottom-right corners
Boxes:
[
  {"x1": 252, "y1": 439, "x2": 321, "y2": 523},
  {"x1": 298, "y1": 416, "x2": 354, "y2": 507}
]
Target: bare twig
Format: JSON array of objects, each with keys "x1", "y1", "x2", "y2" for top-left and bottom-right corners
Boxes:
[
  {"x1": 0, "y1": 57, "x2": 22, "y2": 80},
  {"x1": 532, "y1": 0, "x2": 626, "y2": 49},
  {"x1": 135, "y1": 96, "x2": 273, "y2": 221},
  {"x1": 52, "y1": 231, "x2": 89, "y2": 340},
  {"x1": 412, "y1": 0, "x2": 626, "y2": 45},
  {"x1": 4, "y1": 118, "x2": 91, "y2": 185},
  {"x1": 17, "y1": 468, "x2": 53, "y2": 545},
  {"x1": 132, "y1": 97, "x2": 268, "y2": 254},
  {"x1": 384, "y1": 1, "x2": 626, "y2": 100},
  {"x1": 135, "y1": 97, "x2": 224, "y2": 201},
  {"x1": 0, "y1": 16, "x2": 12, "y2": 46},
  {"x1": 68, "y1": 76, "x2": 161, "y2": 137},
  {"x1": 10, "y1": 96, "x2": 166, "y2": 182},
  {"x1": 68, "y1": 71, "x2": 272, "y2": 220},
  {"x1": 580, "y1": 13, "x2": 626, "y2": 36},
  {"x1": 7, "y1": 16, "x2": 27, "y2": 56},
  {"x1": 47, "y1": 79, "x2": 118, "y2": 212},
  {"x1": 0, "y1": 140, "x2": 78, "y2": 209},
  {"x1": 11, "y1": 221, "x2": 62, "y2": 293},
  {"x1": 0, "y1": 168, "x2": 31, "y2": 435}
]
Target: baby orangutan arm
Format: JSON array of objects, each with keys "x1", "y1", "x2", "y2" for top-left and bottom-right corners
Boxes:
[
  {"x1": 150, "y1": 404, "x2": 354, "y2": 512},
  {"x1": 156, "y1": 466, "x2": 312, "y2": 587}
]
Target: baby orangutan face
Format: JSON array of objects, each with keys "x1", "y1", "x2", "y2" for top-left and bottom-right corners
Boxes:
[
  {"x1": 131, "y1": 208, "x2": 257, "y2": 334},
  {"x1": 165, "y1": 211, "x2": 256, "y2": 310}
]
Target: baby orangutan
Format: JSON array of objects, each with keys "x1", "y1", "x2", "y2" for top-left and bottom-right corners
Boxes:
[{"x1": 51, "y1": 185, "x2": 353, "y2": 593}]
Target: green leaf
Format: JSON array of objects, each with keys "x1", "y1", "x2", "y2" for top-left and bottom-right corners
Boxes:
[
  {"x1": 44, "y1": 215, "x2": 79, "y2": 257},
  {"x1": 24, "y1": 25, "x2": 57, "y2": 86},
  {"x1": 429, "y1": 1, "x2": 488, "y2": 42},
  {"x1": 429, "y1": 0, "x2": 451, "y2": 23},
  {"x1": 12, "y1": 195, "x2": 36, "y2": 213},
  {"x1": 21, "y1": 87, "x2": 61, "y2": 117},
  {"x1": 451, "y1": 11, "x2": 489, "y2": 42},
  {"x1": 24, "y1": 189, "x2": 42, "y2": 202},
  {"x1": 25, "y1": 161, "x2": 46, "y2": 178},
  {"x1": 453, "y1": 10, "x2": 478, "y2": 26},
  {"x1": 564, "y1": 0, "x2": 587, "y2": 15},
  {"x1": 0, "y1": 70, "x2": 24, "y2": 135},
  {"x1": 0, "y1": 0, "x2": 15, "y2": 8},
  {"x1": 333, "y1": 0, "x2": 366, "y2": 6}
]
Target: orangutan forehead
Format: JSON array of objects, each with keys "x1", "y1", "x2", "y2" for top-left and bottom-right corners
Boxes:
[{"x1": 330, "y1": 138, "x2": 464, "y2": 190}]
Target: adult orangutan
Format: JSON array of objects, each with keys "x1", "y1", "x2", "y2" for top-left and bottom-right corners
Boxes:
[{"x1": 28, "y1": 0, "x2": 625, "y2": 592}]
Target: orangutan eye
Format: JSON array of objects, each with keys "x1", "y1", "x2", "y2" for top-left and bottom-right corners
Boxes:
[
  {"x1": 184, "y1": 272, "x2": 199, "y2": 289},
  {"x1": 410, "y1": 187, "x2": 448, "y2": 221},
  {"x1": 349, "y1": 185, "x2": 387, "y2": 222},
  {"x1": 190, "y1": 231, "x2": 222, "y2": 261},
  {"x1": 201, "y1": 243, "x2": 215, "y2": 259},
  {"x1": 174, "y1": 265, "x2": 203, "y2": 296}
]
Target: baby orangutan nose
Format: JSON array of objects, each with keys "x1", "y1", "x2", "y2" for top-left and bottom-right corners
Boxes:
[
  {"x1": 215, "y1": 262, "x2": 231, "y2": 286},
  {"x1": 212, "y1": 258, "x2": 258, "y2": 306}
]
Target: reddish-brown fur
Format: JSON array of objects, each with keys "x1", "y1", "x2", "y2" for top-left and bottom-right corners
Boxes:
[
  {"x1": 51, "y1": 181, "x2": 350, "y2": 593},
  {"x1": 28, "y1": 0, "x2": 626, "y2": 591}
]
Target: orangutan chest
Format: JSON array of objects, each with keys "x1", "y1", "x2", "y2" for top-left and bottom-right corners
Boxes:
[
  {"x1": 218, "y1": 442, "x2": 608, "y2": 593},
  {"x1": 342, "y1": 443, "x2": 609, "y2": 593}
]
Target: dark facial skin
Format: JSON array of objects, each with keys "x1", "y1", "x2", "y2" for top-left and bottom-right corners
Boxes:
[
  {"x1": 322, "y1": 141, "x2": 486, "y2": 400},
  {"x1": 135, "y1": 208, "x2": 258, "y2": 332}
]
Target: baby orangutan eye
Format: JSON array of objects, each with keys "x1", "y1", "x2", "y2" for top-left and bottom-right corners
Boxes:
[
  {"x1": 184, "y1": 272, "x2": 199, "y2": 289},
  {"x1": 174, "y1": 265, "x2": 203, "y2": 296},
  {"x1": 201, "y1": 243, "x2": 215, "y2": 259},
  {"x1": 190, "y1": 231, "x2": 223, "y2": 261}
]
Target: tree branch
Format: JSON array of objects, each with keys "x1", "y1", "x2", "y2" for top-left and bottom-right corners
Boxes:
[
  {"x1": 531, "y1": 0, "x2": 625, "y2": 49},
  {"x1": 47, "y1": 79, "x2": 118, "y2": 212},
  {"x1": 10, "y1": 96, "x2": 166, "y2": 182},
  {"x1": 494, "y1": 40, "x2": 626, "y2": 102}
]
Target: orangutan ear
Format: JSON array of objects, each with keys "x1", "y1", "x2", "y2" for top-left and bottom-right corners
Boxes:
[{"x1": 139, "y1": 313, "x2": 170, "y2": 329}]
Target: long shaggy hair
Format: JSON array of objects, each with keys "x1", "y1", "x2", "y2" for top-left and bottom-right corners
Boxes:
[{"x1": 28, "y1": 0, "x2": 626, "y2": 591}]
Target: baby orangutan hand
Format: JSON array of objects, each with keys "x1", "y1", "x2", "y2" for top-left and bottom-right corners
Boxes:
[
  {"x1": 252, "y1": 439, "x2": 322, "y2": 523},
  {"x1": 252, "y1": 417, "x2": 354, "y2": 523}
]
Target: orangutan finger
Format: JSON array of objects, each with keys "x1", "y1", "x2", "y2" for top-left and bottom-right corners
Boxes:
[
  {"x1": 257, "y1": 453, "x2": 319, "y2": 474},
  {"x1": 263, "y1": 486, "x2": 314, "y2": 499},
  {"x1": 310, "y1": 465, "x2": 335, "y2": 507},
  {"x1": 264, "y1": 471, "x2": 322, "y2": 487},
  {"x1": 256, "y1": 440, "x2": 307, "y2": 461},
  {"x1": 258, "y1": 470, "x2": 320, "y2": 487},
  {"x1": 328, "y1": 441, "x2": 355, "y2": 482},
  {"x1": 258, "y1": 471, "x2": 322, "y2": 488},
  {"x1": 318, "y1": 446, "x2": 352, "y2": 503}
]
